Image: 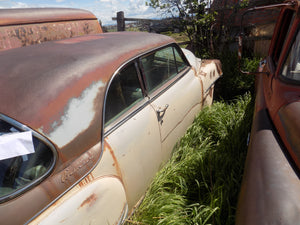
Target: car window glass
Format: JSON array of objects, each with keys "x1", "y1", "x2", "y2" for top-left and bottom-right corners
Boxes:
[
  {"x1": 282, "y1": 28, "x2": 300, "y2": 81},
  {"x1": 141, "y1": 46, "x2": 179, "y2": 92},
  {"x1": 174, "y1": 47, "x2": 187, "y2": 72},
  {"x1": 0, "y1": 119, "x2": 54, "y2": 200},
  {"x1": 105, "y1": 63, "x2": 143, "y2": 125}
]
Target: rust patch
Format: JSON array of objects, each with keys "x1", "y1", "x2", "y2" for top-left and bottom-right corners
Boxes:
[
  {"x1": 0, "y1": 20, "x2": 101, "y2": 51},
  {"x1": 104, "y1": 140, "x2": 123, "y2": 181},
  {"x1": 198, "y1": 78, "x2": 204, "y2": 107},
  {"x1": 208, "y1": 86, "x2": 213, "y2": 98},
  {"x1": 79, "y1": 193, "x2": 97, "y2": 209},
  {"x1": 61, "y1": 153, "x2": 95, "y2": 184},
  {"x1": 191, "y1": 66, "x2": 197, "y2": 76},
  {"x1": 78, "y1": 173, "x2": 95, "y2": 188}
]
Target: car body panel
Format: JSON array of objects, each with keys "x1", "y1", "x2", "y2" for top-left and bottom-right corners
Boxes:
[
  {"x1": 104, "y1": 104, "x2": 162, "y2": 209},
  {"x1": 236, "y1": 1, "x2": 300, "y2": 224},
  {"x1": 150, "y1": 68, "x2": 202, "y2": 160},
  {"x1": 0, "y1": 8, "x2": 102, "y2": 51},
  {"x1": 0, "y1": 31, "x2": 175, "y2": 224},
  {"x1": 236, "y1": 76, "x2": 300, "y2": 224},
  {"x1": 0, "y1": 12, "x2": 222, "y2": 223},
  {"x1": 29, "y1": 176, "x2": 127, "y2": 225}
]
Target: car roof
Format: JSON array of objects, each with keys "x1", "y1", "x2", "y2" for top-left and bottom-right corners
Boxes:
[
  {"x1": 0, "y1": 8, "x2": 97, "y2": 26},
  {"x1": 0, "y1": 32, "x2": 175, "y2": 157}
]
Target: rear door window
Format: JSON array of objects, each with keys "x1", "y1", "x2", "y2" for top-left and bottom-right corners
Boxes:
[
  {"x1": 105, "y1": 62, "x2": 144, "y2": 126},
  {"x1": 141, "y1": 46, "x2": 189, "y2": 93}
]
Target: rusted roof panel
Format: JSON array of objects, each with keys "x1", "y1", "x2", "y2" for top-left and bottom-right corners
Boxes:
[
  {"x1": 0, "y1": 8, "x2": 97, "y2": 26},
  {"x1": 0, "y1": 8, "x2": 103, "y2": 51},
  {"x1": 0, "y1": 32, "x2": 174, "y2": 157}
]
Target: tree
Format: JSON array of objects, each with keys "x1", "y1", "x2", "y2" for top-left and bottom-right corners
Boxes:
[{"x1": 146, "y1": 0, "x2": 216, "y2": 57}]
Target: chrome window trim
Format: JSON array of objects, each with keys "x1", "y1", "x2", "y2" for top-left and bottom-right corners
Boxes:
[
  {"x1": 147, "y1": 66, "x2": 191, "y2": 102},
  {"x1": 0, "y1": 113, "x2": 57, "y2": 203},
  {"x1": 103, "y1": 43, "x2": 191, "y2": 137},
  {"x1": 139, "y1": 44, "x2": 190, "y2": 94},
  {"x1": 104, "y1": 98, "x2": 150, "y2": 137}
]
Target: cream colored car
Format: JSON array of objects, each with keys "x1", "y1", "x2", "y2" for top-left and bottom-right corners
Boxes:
[{"x1": 0, "y1": 29, "x2": 221, "y2": 224}]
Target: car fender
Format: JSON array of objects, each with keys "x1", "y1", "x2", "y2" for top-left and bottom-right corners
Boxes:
[
  {"x1": 181, "y1": 48, "x2": 222, "y2": 107},
  {"x1": 29, "y1": 176, "x2": 127, "y2": 225}
]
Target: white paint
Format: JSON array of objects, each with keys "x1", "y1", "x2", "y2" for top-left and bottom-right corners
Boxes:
[
  {"x1": 31, "y1": 177, "x2": 127, "y2": 225},
  {"x1": 46, "y1": 81, "x2": 104, "y2": 148}
]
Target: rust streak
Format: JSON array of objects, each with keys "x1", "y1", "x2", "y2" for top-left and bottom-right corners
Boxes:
[
  {"x1": 104, "y1": 140, "x2": 123, "y2": 181},
  {"x1": 79, "y1": 193, "x2": 97, "y2": 209},
  {"x1": 199, "y1": 78, "x2": 204, "y2": 107}
]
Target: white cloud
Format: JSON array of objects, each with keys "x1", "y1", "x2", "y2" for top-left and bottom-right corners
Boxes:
[
  {"x1": 0, "y1": 0, "x2": 159, "y2": 25},
  {"x1": 11, "y1": 2, "x2": 30, "y2": 8}
]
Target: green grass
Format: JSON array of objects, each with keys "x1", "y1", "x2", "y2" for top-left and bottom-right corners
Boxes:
[{"x1": 126, "y1": 93, "x2": 254, "y2": 225}]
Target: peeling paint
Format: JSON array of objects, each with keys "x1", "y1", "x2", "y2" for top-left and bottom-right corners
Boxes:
[{"x1": 44, "y1": 81, "x2": 104, "y2": 148}]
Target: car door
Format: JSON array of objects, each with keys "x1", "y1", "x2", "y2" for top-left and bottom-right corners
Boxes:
[
  {"x1": 103, "y1": 61, "x2": 162, "y2": 209},
  {"x1": 140, "y1": 45, "x2": 203, "y2": 161}
]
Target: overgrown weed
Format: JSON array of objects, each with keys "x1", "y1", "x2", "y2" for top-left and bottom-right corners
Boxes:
[{"x1": 127, "y1": 93, "x2": 254, "y2": 225}]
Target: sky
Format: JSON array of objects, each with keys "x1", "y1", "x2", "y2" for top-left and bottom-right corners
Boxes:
[{"x1": 0, "y1": 0, "x2": 160, "y2": 25}]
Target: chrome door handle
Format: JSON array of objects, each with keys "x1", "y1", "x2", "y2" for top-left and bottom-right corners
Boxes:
[
  {"x1": 156, "y1": 104, "x2": 169, "y2": 113},
  {"x1": 156, "y1": 104, "x2": 169, "y2": 123}
]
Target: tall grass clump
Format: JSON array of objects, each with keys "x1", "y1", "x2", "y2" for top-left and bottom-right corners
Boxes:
[{"x1": 126, "y1": 93, "x2": 253, "y2": 225}]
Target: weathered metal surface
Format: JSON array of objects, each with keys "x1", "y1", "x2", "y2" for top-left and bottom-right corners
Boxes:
[
  {"x1": 0, "y1": 20, "x2": 102, "y2": 51},
  {"x1": 0, "y1": 142, "x2": 100, "y2": 225},
  {"x1": 0, "y1": 32, "x2": 174, "y2": 224},
  {"x1": 0, "y1": 13, "x2": 223, "y2": 223},
  {"x1": 29, "y1": 176, "x2": 127, "y2": 225},
  {"x1": 278, "y1": 102, "x2": 300, "y2": 166},
  {"x1": 236, "y1": 75, "x2": 300, "y2": 225},
  {"x1": 104, "y1": 104, "x2": 162, "y2": 209},
  {"x1": 0, "y1": 8, "x2": 97, "y2": 26},
  {"x1": 197, "y1": 59, "x2": 222, "y2": 106},
  {"x1": 237, "y1": 2, "x2": 300, "y2": 223},
  {"x1": 260, "y1": 0, "x2": 300, "y2": 169},
  {"x1": 0, "y1": 8, "x2": 103, "y2": 51}
]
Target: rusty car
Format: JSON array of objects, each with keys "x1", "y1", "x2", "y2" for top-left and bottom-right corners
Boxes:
[
  {"x1": 0, "y1": 8, "x2": 222, "y2": 225},
  {"x1": 236, "y1": 0, "x2": 300, "y2": 224}
]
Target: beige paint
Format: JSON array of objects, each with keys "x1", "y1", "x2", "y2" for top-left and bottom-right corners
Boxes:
[
  {"x1": 105, "y1": 104, "x2": 161, "y2": 209},
  {"x1": 29, "y1": 48, "x2": 221, "y2": 225},
  {"x1": 150, "y1": 69, "x2": 203, "y2": 161}
]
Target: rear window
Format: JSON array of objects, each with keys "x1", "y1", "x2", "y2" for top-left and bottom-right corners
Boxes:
[{"x1": 0, "y1": 115, "x2": 55, "y2": 202}]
